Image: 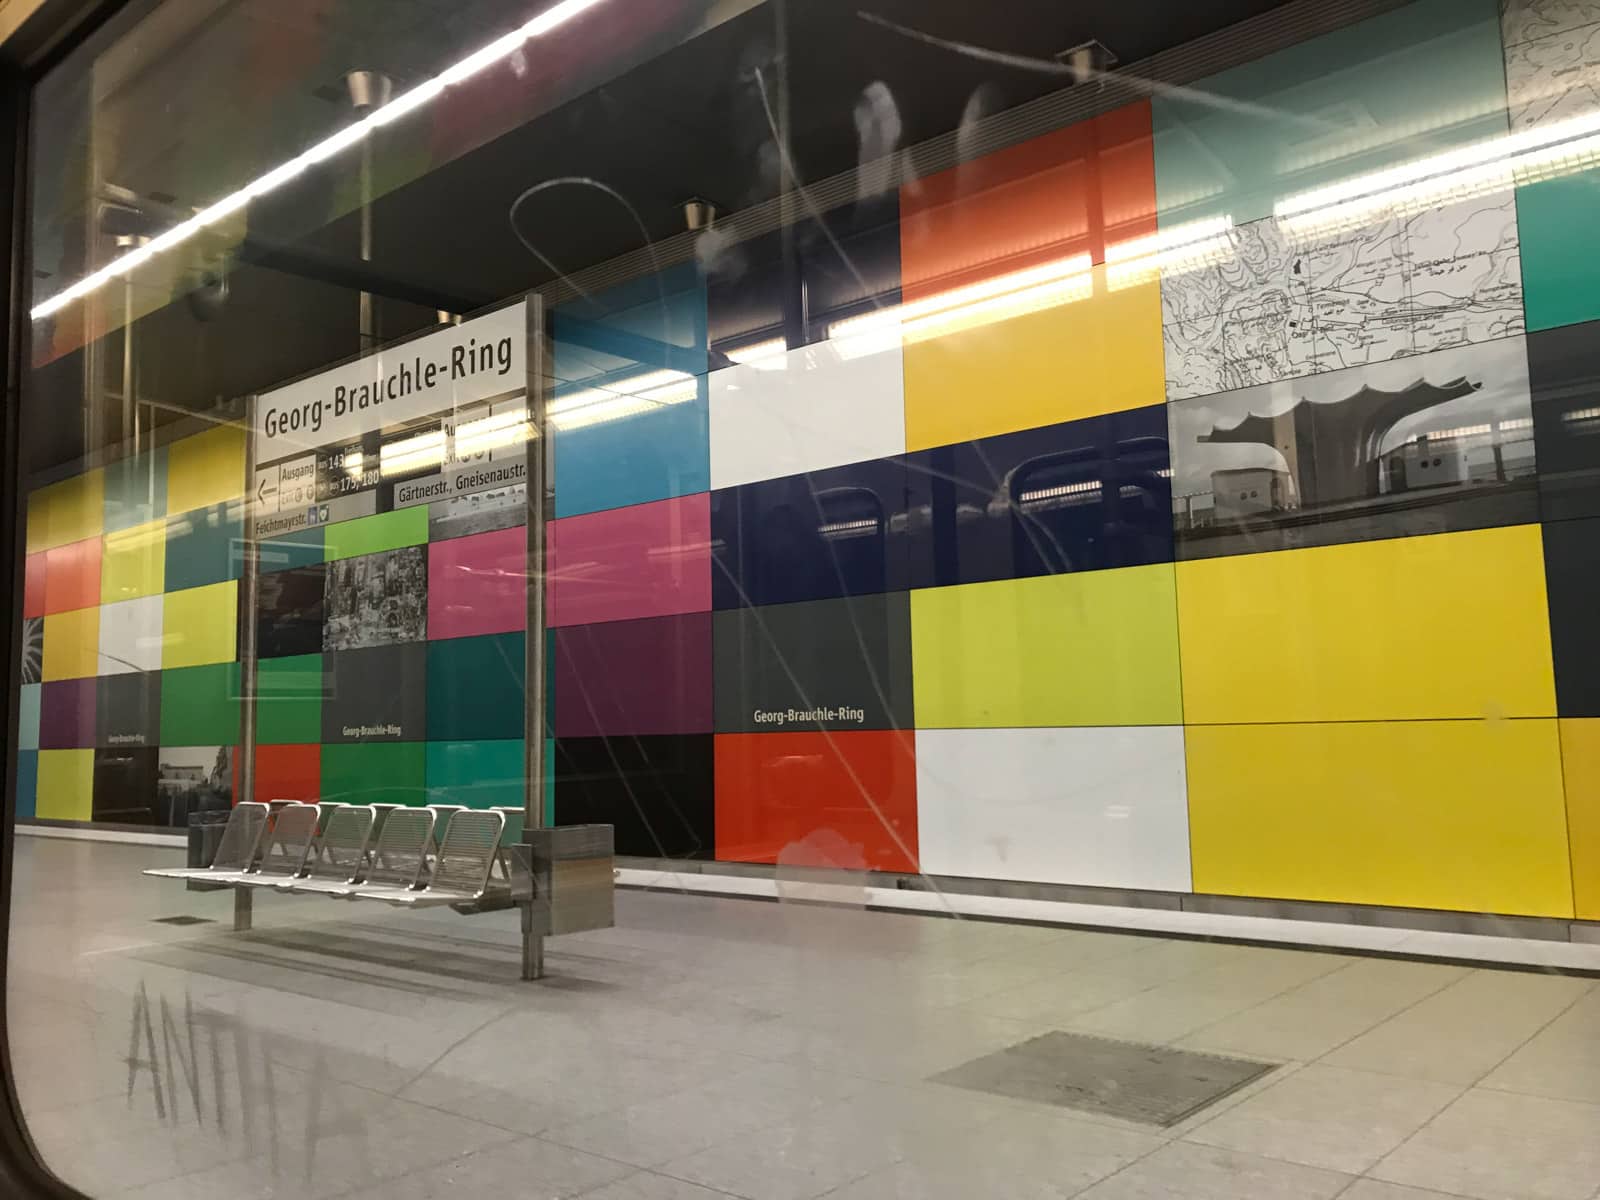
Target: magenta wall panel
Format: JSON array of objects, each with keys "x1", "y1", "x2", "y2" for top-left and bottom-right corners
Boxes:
[
  {"x1": 554, "y1": 612, "x2": 712, "y2": 736},
  {"x1": 547, "y1": 493, "x2": 712, "y2": 628},
  {"x1": 428, "y1": 526, "x2": 527, "y2": 641}
]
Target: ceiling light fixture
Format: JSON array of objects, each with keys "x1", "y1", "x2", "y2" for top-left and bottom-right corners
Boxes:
[{"x1": 30, "y1": 0, "x2": 610, "y2": 322}]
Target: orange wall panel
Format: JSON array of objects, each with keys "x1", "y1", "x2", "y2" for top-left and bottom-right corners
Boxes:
[
  {"x1": 42, "y1": 537, "x2": 101, "y2": 616},
  {"x1": 900, "y1": 101, "x2": 1155, "y2": 300},
  {"x1": 715, "y1": 731, "x2": 919, "y2": 873},
  {"x1": 23, "y1": 552, "x2": 46, "y2": 619}
]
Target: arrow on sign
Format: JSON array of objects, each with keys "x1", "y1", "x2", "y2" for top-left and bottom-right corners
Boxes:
[{"x1": 257, "y1": 474, "x2": 278, "y2": 506}]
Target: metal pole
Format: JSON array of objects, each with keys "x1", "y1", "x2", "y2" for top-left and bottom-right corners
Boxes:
[
  {"x1": 522, "y1": 295, "x2": 548, "y2": 981},
  {"x1": 238, "y1": 398, "x2": 260, "y2": 896},
  {"x1": 344, "y1": 71, "x2": 393, "y2": 354}
]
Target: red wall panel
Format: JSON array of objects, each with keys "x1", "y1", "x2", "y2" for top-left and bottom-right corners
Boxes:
[
  {"x1": 715, "y1": 730, "x2": 918, "y2": 873},
  {"x1": 254, "y1": 743, "x2": 321, "y2": 805}
]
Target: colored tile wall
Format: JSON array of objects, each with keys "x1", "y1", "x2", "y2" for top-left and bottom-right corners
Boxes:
[
  {"x1": 917, "y1": 727, "x2": 1192, "y2": 891},
  {"x1": 712, "y1": 456, "x2": 911, "y2": 610},
  {"x1": 547, "y1": 494, "x2": 710, "y2": 627},
  {"x1": 1187, "y1": 720, "x2": 1572, "y2": 917},
  {"x1": 554, "y1": 734, "x2": 713, "y2": 859},
  {"x1": 429, "y1": 525, "x2": 526, "y2": 640},
  {"x1": 19, "y1": 2, "x2": 1600, "y2": 931},
  {"x1": 1151, "y1": 0, "x2": 1508, "y2": 226},
  {"x1": 912, "y1": 567, "x2": 1183, "y2": 729},
  {"x1": 712, "y1": 593, "x2": 914, "y2": 733},
  {"x1": 553, "y1": 613, "x2": 711, "y2": 737},
  {"x1": 1176, "y1": 526, "x2": 1556, "y2": 725},
  {"x1": 1559, "y1": 719, "x2": 1600, "y2": 921},
  {"x1": 714, "y1": 730, "x2": 918, "y2": 872},
  {"x1": 426, "y1": 739, "x2": 525, "y2": 809}
]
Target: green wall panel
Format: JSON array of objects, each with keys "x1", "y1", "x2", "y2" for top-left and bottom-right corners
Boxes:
[
  {"x1": 160, "y1": 662, "x2": 241, "y2": 746},
  {"x1": 256, "y1": 654, "x2": 324, "y2": 745},
  {"x1": 324, "y1": 507, "x2": 429, "y2": 561},
  {"x1": 321, "y1": 741, "x2": 426, "y2": 807}
]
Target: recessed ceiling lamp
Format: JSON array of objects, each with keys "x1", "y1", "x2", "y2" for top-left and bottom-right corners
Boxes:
[{"x1": 31, "y1": 0, "x2": 610, "y2": 322}]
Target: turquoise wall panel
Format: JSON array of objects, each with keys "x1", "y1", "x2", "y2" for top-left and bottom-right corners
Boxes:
[
  {"x1": 1151, "y1": 0, "x2": 1508, "y2": 226},
  {"x1": 425, "y1": 739, "x2": 526, "y2": 809},
  {"x1": 1518, "y1": 174, "x2": 1600, "y2": 331}
]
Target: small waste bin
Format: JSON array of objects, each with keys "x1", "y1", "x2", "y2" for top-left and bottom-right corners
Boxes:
[{"x1": 187, "y1": 809, "x2": 231, "y2": 869}]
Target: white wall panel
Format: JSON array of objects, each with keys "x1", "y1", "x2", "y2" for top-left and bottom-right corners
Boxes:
[
  {"x1": 98, "y1": 595, "x2": 164, "y2": 675},
  {"x1": 709, "y1": 339, "x2": 904, "y2": 489},
  {"x1": 916, "y1": 726, "x2": 1192, "y2": 892}
]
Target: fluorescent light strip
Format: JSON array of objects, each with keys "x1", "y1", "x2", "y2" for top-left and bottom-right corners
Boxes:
[
  {"x1": 1277, "y1": 107, "x2": 1600, "y2": 219},
  {"x1": 31, "y1": 0, "x2": 609, "y2": 322},
  {"x1": 724, "y1": 338, "x2": 788, "y2": 368},
  {"x1": 1276, "y1": 114, "x2": 1600, "y2": 238}
]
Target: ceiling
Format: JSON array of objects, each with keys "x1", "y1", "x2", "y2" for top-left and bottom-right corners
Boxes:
[{"x1": 26, "y1": 0, "x2": 1298, "y2": 474}]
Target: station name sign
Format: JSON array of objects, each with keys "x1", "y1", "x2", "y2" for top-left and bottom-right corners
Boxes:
[{"x1": 255, "y1": 302, "x2": 526, "y2": 465}]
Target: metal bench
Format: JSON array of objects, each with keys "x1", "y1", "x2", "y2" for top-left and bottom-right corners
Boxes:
[
  {"x1": 329, "y1": 806, "x2": 435, "y2": 901},
  {"x1": 144, "y1": 802, "x2": 269, "y2": 883},
  {"x1": 278, "y1": 805, "x2": 375, "y2": 896},
  {"x1": 354, "y1": 809, "x2": 506, "y2": 909},
  {"x1": 231, "y1": 803, "x2": 322, "y2": 888}
]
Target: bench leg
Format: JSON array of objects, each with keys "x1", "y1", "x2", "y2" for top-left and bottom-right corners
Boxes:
[
  {"x1": 234, "y1": 888, "x2": 253, "y2": 933},
  {"x1": 520, "y1": 901, "x2": 543, "y2": 981}
]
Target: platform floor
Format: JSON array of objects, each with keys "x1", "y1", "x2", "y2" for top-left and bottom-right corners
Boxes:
[{"x1": 7, "y1": 837, "x2": 1600, "y2": 1200}]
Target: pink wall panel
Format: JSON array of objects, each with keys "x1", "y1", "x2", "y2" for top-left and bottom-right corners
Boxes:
[
  {"x1": 427, "y1": 525, "x2": 527, "y2": 640},
  {"x1": 547, "y1": 493, "x2": 711, "y2": 628}
]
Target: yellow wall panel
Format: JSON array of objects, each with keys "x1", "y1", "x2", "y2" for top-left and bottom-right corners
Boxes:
[
  {"x1": 1176, "y1": 526, "x2": 1556, "y2": 724},
  {"x1": 162, "y1": 581, "x2": 238, "y2": 670},
  {"x1": 35, "y1": 750, "x2": 93, "y2": 822},
  {"x1": 30, "y1": 470, "x2": 104, "y2": 551},
  {"x1": 100, "y1": 518, "x2": 166, "y2": 603},
  {"x1": 166, "y1": 424, "x2": 245, "y2": 513},
  {"x1": 1188, "y1": 720, "x2": 1573, "y2": 918},
  {"x1": 42, "y1": 607, "x2": 100, "y2": 681},
  {"x1": 912, "y1": 566, "x2": 1183, "y2": 728},
  {"x1": 902, "y1": 267, "x2": 1163, "y2": 450},
  {"x1": 1559, "y1": 719, "x2": 1600, "y2": 921}
]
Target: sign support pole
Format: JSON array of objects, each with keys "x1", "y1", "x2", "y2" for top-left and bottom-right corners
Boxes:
[
  {"x1": 522, "y1": 295, "x2": 548, "y2": 981},
  {"x1": 236, "y1": 398, "x2": 260, "y2": 933}
]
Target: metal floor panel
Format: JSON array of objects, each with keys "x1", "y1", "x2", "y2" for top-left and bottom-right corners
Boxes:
[{"x1": 931, "y1": 1031, "x2": 1277, "y2": 1127}]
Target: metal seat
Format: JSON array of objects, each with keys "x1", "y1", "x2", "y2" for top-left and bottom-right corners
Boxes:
[
  {"x1": 144, "y1": 802, "x2": 269, "y2": 881},
  {"x1": 334, "y1": 807, "x2": 435, "y2": 901},
  {"x1": 279, "y1": 806, "x2": 375, "y2": 895},
  {"x1": 232, "y1": 803, "x2": 323, "y2": 887},
  {"x1": 426, "y1": 804, "x2": 466, "y2": 849},
  {"x1": 374, "y1": 809, "x2": 506, "y2": 908}
]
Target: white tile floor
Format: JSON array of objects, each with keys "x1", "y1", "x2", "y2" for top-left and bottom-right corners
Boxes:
[{"x1": 7, "y1": 837, "x2": 1600, "y2": 1200}]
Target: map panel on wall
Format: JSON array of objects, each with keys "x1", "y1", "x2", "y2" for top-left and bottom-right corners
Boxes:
[
  {"x1": 1169, "y1": 336, "x2": 1539, "y2": 560},
  {"x1": 1161, "y1": 198, "x2": 1525, "y2": 402}
]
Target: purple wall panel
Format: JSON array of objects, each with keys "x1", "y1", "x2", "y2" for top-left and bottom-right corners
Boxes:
[
  {"x1": 547, "y1": 493, "x2": 711, "y2": 628},
  {"x1": 554, "y1": 612, "x2": 712, "y2": 736},
  {"x1": 428, "y1": 526, "x2": 527, "y2": 641},
  {"x1": 40, "y1": 677, "x2": 96, "y2": 749}
]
